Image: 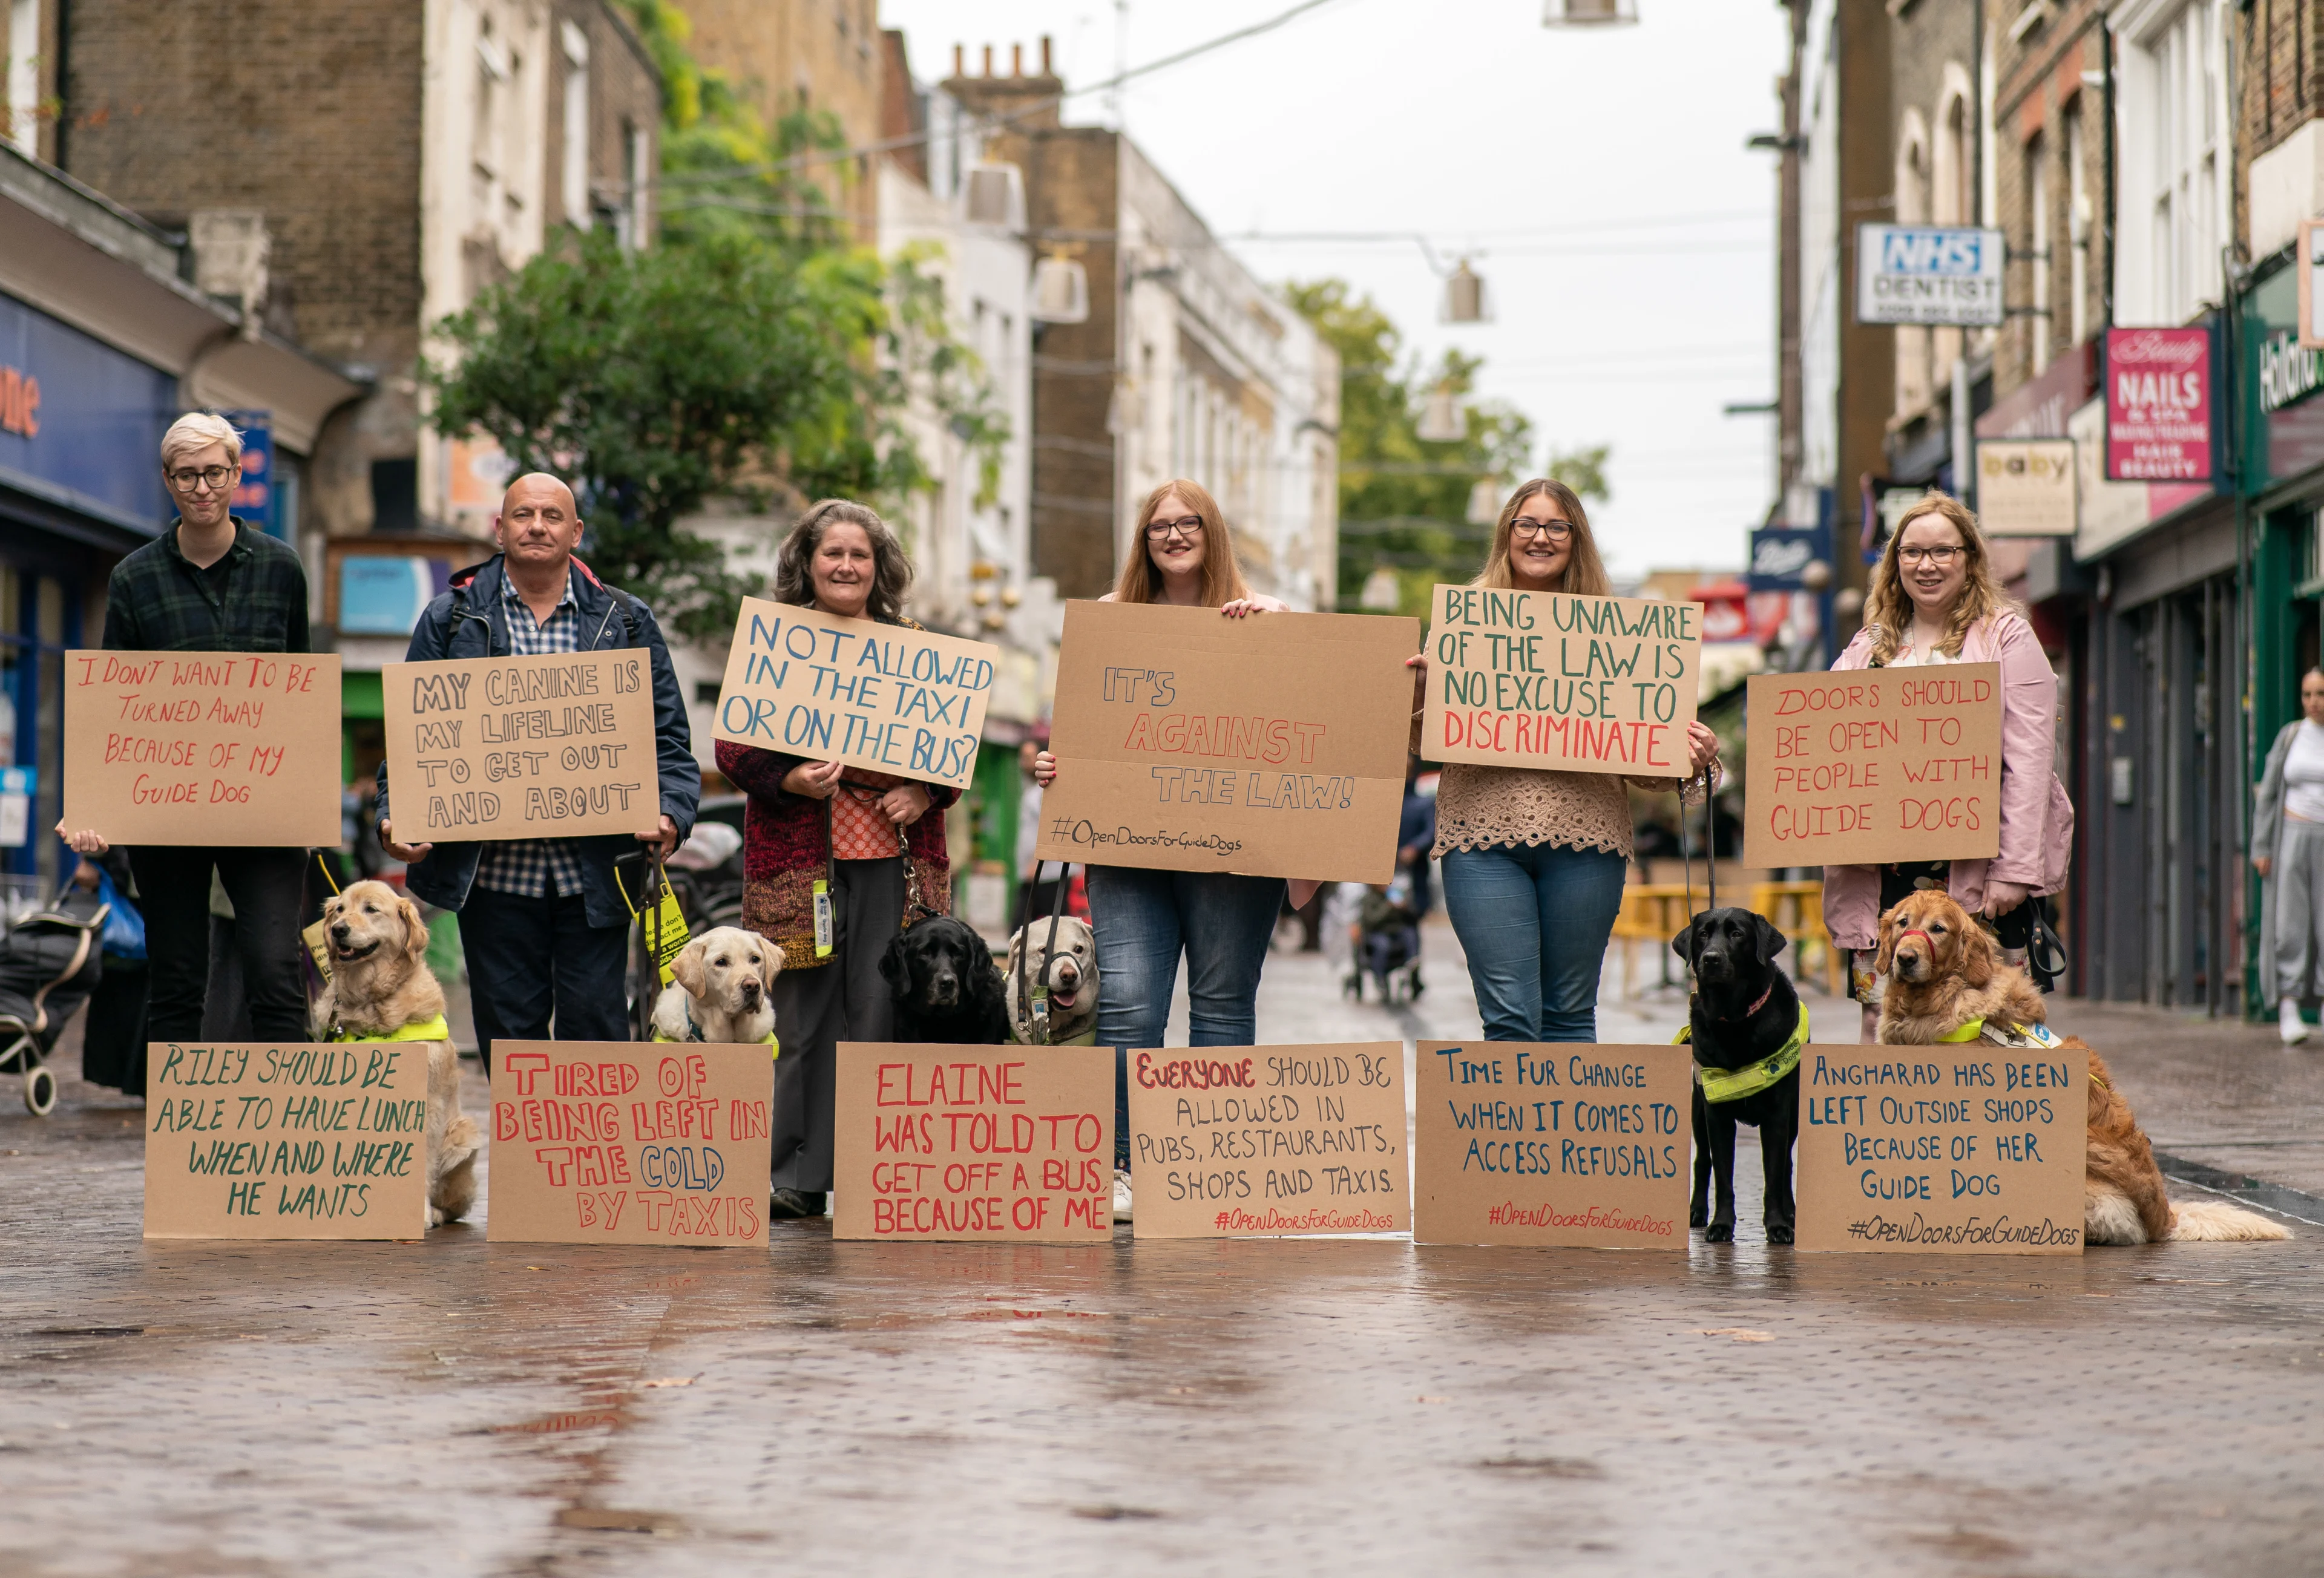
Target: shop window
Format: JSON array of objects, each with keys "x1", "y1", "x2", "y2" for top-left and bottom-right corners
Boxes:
[{"x1": 370, "y1": 457, "x2": 418, "y2": 534}]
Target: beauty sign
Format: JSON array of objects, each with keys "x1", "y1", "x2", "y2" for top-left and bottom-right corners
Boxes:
[
  {"x1": 382, "y1": 650, "x2": 658, "y2": 842},
  {"x1": 711, "y1": 597, "x2": 999, "y2": 791},
  {"x1": 2104, "y1": 325, "x2": 2212, "y2": 482},
  {"x1": 1793, "y1": 1041, "x2": 2085, "y2": 1255},
  {"x1": 1740, "y1": 664, "x2": 2003, "y2": 867},
  {"x1": 1420, "y1": 586, "x2": 1700, "y2": 776},
  {"x1": 64, "y1": 650, "x2": 341, "y2": 846}
]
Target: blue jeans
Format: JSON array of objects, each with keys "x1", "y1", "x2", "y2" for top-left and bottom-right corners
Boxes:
[
  {"x1": 1086, "y1": 864, "x2": 1287, "y2": 1168},
  {"x1": 1441, "y1": 842, "x2": 1628, "y2": 1043}
]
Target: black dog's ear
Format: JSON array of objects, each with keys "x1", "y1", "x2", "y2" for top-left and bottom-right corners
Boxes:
[
  {"x1": 1670, "y1": 920, "x2": 1697, "y2": 964},
  {"x1": 877, "y1": 935, "x2": 904, "y2": 984},
  {"x1": 1756, "y1": 913, "x2": 1789, "y2": 964}
]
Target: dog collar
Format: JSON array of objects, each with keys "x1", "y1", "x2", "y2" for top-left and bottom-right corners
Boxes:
[
  {"x1": 1676, "y1": 1001, "x2": 1811, "y2": 1104},
  {"x1": 1709, "y1": 983, "x2": 1774, "y2": 1023},
  {"x1": 329, "y1": 1013, "x2": 450, "y2": 1044}
]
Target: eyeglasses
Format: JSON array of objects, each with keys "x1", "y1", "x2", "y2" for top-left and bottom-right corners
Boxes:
[
  {"x1": 1511, "y1": 519, "x2": 1574, "y2": 542},
  {"x1": 167, "y1": 465, "x2": 235, "y2": 493},
  {"x1": 1146, "y1": 516, "x2": 1204, "y2": 540},
  {"x1": 1897, "y1": 545, "x2": 1964, "y2": 567}
]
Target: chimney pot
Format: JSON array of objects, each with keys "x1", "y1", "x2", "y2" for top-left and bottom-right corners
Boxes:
[
  {"x1": 982, "y1": 44, "x2": 993, "y2": 76},
  {"x1": 1012, "y1": 42, "x2": 1023, "y2": 76},
  {"x1": 953, "y1": 43, "x2": 963, "y2": 76},
  {"x1": 1040, "y1": 35, "x2": 1052, "y2": 74}
]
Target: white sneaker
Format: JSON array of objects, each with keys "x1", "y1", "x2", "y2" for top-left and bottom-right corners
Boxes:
[
  {"x1": 2283, "y1": 999, "x2": 2311, "y2": 1046},
  {"x1": 1112, "y1": 1168, "x2": 1134, "y2": 1222}
]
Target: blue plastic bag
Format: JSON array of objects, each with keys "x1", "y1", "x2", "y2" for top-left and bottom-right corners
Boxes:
[{"x1": 95, "y1": 869, "x2": 145, "y2": 961}]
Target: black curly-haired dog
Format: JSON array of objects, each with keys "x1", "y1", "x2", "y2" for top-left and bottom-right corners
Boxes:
[
  {"x1": 1672, "y1": 907, "x2": 1802, "y2": 1245},
  {"x1": 881, "y1": 917, "x2": 1009, "y2": 1044}
]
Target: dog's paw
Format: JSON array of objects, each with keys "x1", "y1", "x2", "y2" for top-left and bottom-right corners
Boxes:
[
  {"x1": 426, "y1": 1204, "x2": 445, "y2": 1229},
  {"x1": 1704, "y1": 1222, "x2": 1735, "y2": 1243},
  {"x1": 1765, "y1": 1222, "x2": 1794, "y2": 1246},
  {"x1": 1689, "y1": 1202, "x2": 1709, "y2": 1229}
]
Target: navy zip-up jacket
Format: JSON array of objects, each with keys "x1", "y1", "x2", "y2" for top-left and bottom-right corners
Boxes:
[{"x1": 376, "y1": 552, "x2": 701, "y2": 929}]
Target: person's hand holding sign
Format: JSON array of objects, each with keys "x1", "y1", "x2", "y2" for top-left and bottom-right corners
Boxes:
[
  {"x1": 55, "y1": 819, "x2": 108, "y2": 857},
  {"x1": 378, "y1": 819, "x2": 432, "y2": 865},
  {"x1": 1686, "y1": 720, "x2": 1721, "y2": 778}
]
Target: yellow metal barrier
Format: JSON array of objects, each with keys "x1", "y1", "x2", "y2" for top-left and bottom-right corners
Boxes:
[{"x1": 1610, "y1": 878, "x2": 1844, "y2": 997}]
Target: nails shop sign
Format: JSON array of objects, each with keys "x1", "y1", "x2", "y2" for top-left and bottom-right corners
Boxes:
[{"x1": 2104, "y1": 326, "x2": 2213, "y2": 483}]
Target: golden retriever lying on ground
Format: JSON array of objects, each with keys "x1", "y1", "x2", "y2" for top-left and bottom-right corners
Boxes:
[
  {"x1": 309, "y1": 881, "x2": 479, "y2": 1228},
  {"x1": 650, "y1": 927, "x2": 782, "y2": 1046},
  {"x1": 1875, "y1": 889, "x2": 2286, "y2": 1245}
]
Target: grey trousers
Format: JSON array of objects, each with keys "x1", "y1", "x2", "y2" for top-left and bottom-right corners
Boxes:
[
  {"x1": 2277, "y1": 820, "x2": 2324, "y2": 1001},
  {"x1": 766, "y1": 857, "x2": 904, "y2": 1191}
]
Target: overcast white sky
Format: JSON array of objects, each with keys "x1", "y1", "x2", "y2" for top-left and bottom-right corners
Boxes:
[{"x1": 880, "y1": 0, "x2": 1787, "y2": 580}]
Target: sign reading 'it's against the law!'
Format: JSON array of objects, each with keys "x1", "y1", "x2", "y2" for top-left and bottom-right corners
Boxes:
[{"x1": 1420, "y1": 586, "x2": 1701, "y2": 775}]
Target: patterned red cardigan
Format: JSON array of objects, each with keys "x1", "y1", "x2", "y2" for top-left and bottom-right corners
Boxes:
[{"x1": 714, "y1": 621, "x2": 959, "y2": 970}]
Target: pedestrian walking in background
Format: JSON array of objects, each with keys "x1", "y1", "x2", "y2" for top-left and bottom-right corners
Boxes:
[
  {"x1": 2254, "y1": 668, "x2": 2324, "y2": 1044},
  {"x1": 1822, "y1": 491, "x2": 2074, "y2": 1042},
  {"x1": 57, "y1": 413, "x2": 312, "y2": 1043},
  {"x1": 1031, "y1": 479, "x2": 1320, "y2": 1215},
  {"x1": 716, "y1": 500, "x2": 959, "y2": 1221},
  {"x1": 1406, "y1": 479, "x2": 1722, "y2": 1043},
  {"x1": 378, "y1": 473, "x2": 699, "y2": 1071}
]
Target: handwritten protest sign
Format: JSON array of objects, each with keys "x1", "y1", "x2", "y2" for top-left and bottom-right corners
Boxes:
[
  {"x1": 1034, "y1": 602, "x2": 1419, "y2": 882},
  {"x1": 487, "y1": 1042, "x2": 771, "y2": 1245},
  {"x1": 1126, "y1": 1041, "x2": 1408, "y2": 1238},
  {"x1": 65, "y1": 651, "x2": 340, "y2": 845},
  {"x1": 1794, "y1": 1041, "x2": 2084, "y2": 1254},
  {"x1": 1420, "y1": 586, "x2": 1701, "y2": 776},
  {"x1": 143, "y1": 1041, "x2": 429, "y2": 1239},
  {"x1": 833, "y1": 1044, "x2": 1113, "y2": 1242},
  {"x1": 1741, "y1": 663, "x2": 2003, "y2": 867},
  {"x1": 711, "y1": 597, "x2": 998, "y2": 791},
  {"x1": 384, "y1": 650, "x2": 658, "y2": 842},
  {"x1": 1414, "y1": 1041, "x2": 1689, "y2": 1249}
]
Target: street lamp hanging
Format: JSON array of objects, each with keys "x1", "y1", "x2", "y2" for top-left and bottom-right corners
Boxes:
[
  {"x1": 1543, "y1": 0, "x2": 1638, "y2": 24},
  {"x1": 1031, "y1": 253, "x2": 1089, "y2": 324},
  {"x1": 1466, "y1": 477, "x2": 1502, "y2": 526},
  {"x1": 1442, "y1": 258, "x2": 1491, "y2": 324},
  {"x1": 1416, "y1": 382, "x2": 1465, "y2": 444}
]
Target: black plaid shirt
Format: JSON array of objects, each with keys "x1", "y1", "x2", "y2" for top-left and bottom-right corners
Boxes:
[{"x1": 102, "y1": 519, "x2": 310, "y2": 652}]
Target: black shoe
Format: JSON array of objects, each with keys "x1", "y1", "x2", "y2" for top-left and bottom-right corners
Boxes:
[{"x1": 767, "y1": 1188, "x2": 826, "y2": 1220}]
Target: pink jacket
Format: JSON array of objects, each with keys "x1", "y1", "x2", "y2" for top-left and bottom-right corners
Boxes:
[{"x1": 1820, "y1": 612, "x2": 2075, "y2": 949}]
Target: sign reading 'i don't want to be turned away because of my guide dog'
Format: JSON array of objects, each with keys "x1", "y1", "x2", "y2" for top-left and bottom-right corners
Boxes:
[
  {"x1": 1414, "y1": 1042, "x2": 1690, "y2": 1248},
  {"x1": 1792, "y1": 1041, "x2": 2086, "y2": 1255},
  {"x1": 710, "y1": 597, "x2": 999, "y2": 792},
  {"x1": 144, "y1": 1041, "x2": 431, "y2": 1239},
  {"x1": 383, "y1": 650, "x2": 660, "y2": 842},
  {"x1": 1420, "y1": 586, "x2": 1701, "y2": 776},
  {"x1": 488, "y1": 1042, "x2": 772, "y2": 1246}
]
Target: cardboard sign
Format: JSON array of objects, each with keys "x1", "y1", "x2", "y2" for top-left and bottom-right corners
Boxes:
[
  {"x1": 64, "y1": 651, "x2": 340, "y2": 846},
  {"x1": 1126, "y1": 1043, "x2": 1408, "y2": 1238},
  {"x1": 487, "y1": 1041, "x2": 772, "y2": 1246},
  {"x1": 143, "y1": 1041, "x2": 429, "y2": 1239},
  {"x1": 1741, "y1": 664, "x2": 2004, "y2": 868},
  {"x1": 1420, "y1": 586, "x2": 1700, "y2": 776},
  {"x1": 1034, "y1": 601, "x2": 1419, "y2": 882},
  {"x1": 1413, "y1": 1042, "x2": 1689, "y2": 1248},
  {"x1": 384, "y1": 650, "x2": 660, "y2": 842},
  {"x1": 711, "y1": 597, "x2": 998, "y2": 791},
  {"x1": 833, "y1": 1043, "x2": 1113, "y2": 1242},
  {"x1": 1794, "y1": 1041, "x2": 2085, "y2": 1254}
]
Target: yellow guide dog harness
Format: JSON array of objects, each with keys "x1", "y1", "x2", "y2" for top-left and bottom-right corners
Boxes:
[
  {"x1": 327, "y1": 1014, "x2": 452, "y2": 1044},
  {"x1": 1675, "y1": 997, "x2": 1811, "y2": 1105}
]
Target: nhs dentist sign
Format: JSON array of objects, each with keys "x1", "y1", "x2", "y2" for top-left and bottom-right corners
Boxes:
[{"x1": 1856, "y1": 224, "x2": 2006, "y2": 327}]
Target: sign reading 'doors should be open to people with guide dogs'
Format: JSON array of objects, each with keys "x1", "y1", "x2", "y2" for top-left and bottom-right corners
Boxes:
[
  {"x1": 487, "y1": 1041, "x2": 772, "y2": 1246},
  {"x1": 833, "y1": 1044, "x2": 1114, "y2": 1242},
  {"x1": 1740, "y1": 663, "x2": 2004, "y2": 869},
  {"x1": 711, "y1": 597, "x2": 999, "y2": 793},
  {"x1": 64, "y1": 650, "x2": 341, "y2": 846},
  {"x1": 1793, "y1": 1041, "x2": 2086, "y2": 1255},
  {"x1": 383, "y1": 650, "x2": 659, "y2": 843},
  {"x1": 1126, "y1": 1042, "x2": 1409, "y2": 1239},
  {"x1": 1420, "y1": 586, "x2": 1701, "y2": 777},
  {"x1": 1034, "y1": 602, "x2": 1420, "y2": 883},
  {"x1": 143, "y1": 1041, "x2": 430, "y2": 1239},
  {"x1": 1413, "y1": 1042, "x2": 1690, "y2": 1249}
]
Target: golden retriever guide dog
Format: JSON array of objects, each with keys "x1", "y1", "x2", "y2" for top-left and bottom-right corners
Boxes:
[
  {"x1": 309, "y1": 881, "x2": 479, "y2": 1228},
  {"x1": 650, "y1": 927, "x2": 783, "y2": 1046},
  {"x1": 1876, "y1": 889, "x2": 2286, "y2": 1245}
]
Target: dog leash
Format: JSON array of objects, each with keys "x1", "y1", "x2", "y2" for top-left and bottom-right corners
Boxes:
[
  {"x1": 1678, "y1": 762, "x2": 1716, "y2": 983},
  {"x1": 1010, "y1": 859, "x2": 1072, "y2": 1046}
]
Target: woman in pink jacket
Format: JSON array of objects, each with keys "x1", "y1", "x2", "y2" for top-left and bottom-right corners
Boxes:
[{"x1": 1823, "y1": 491, "x2": 2074, "y2": 1041}]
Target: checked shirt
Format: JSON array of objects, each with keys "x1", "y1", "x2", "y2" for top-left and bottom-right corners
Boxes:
[
  {"x1": 103, "y1": 518, "x2": 310, "y2": 652},
  {"x1": 471, "y1": 569, "x2": 588, "y2": 899}
]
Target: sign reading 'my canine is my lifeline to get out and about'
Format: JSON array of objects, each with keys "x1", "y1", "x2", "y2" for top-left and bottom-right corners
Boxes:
[
  {"x1": 1740, "y1": 663, "x2": 2004, "y2": 869},
  {"x1": 711, "y1": 597, "x2": 999, "y2": 792},
  {"x1": 1034, "y1": 601, "x2": 1419, "y2": 883},
  {"x1": 64, "y1": 650, "x2": 342, "y2": 846},
  {"x1": 1420, "y1": 586, "x2": 1700, "y2": 776},
  {"x1": 383, "y1": 650, "x2": 659, "y2": 842}
]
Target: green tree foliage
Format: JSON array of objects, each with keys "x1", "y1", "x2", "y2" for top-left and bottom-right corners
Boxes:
[{"x1": 1284, "y1": 278, "x2": 1608, "y2": 617}]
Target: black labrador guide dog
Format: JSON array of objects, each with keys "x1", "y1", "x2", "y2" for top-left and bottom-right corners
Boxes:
[
  {"x1": 881, "y1": 917, "x2": 1009, "y2": 1044},
  {"x1": 1672, "y1": 908, "x2": 1803, "y2": 1244}
]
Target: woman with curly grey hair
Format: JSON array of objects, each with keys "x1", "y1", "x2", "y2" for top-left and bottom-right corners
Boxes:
[{"x1": 714, "y1": 499, "x2": 961, "y2": 1219}]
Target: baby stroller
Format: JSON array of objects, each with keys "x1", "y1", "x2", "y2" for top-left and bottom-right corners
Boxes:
[
  {"x1": 0, "y1": 882, "x2": 108, "y2": 1115},
  {"x1": 1344, "y1": 872, "x2": 1423, "y2": 1005}
]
